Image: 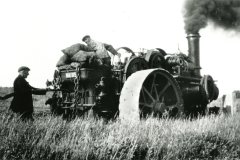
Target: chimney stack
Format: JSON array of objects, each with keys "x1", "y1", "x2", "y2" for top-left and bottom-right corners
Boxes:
[{"x1": 186, "y1": 33, "x2": 201, "y2": 77}]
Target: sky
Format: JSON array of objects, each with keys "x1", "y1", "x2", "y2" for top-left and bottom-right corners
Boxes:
[{"x1": 0, "y1": 0, "x2": 239, "y2": 97}]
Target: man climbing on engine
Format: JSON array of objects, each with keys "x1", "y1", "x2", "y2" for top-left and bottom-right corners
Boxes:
[{"x1": 82, "y1": 35, "x2": 120, "y2": 66}]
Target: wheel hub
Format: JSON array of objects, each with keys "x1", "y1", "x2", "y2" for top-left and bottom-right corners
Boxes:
[{"x1": 153, "y1": 101, "x2": 166, "y2": 113}]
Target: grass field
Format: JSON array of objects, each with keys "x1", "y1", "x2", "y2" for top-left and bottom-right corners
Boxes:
[{"x1": 0, "y1": 87, "x2": 240, "y2": 160}]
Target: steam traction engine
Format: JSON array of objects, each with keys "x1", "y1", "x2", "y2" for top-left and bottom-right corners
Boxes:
[{"x1": 47, "y1": 33, "x2": 219, "y2": 120}]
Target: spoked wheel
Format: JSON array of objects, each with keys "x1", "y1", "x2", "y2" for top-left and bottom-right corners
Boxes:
[
  {"x1": 124, "y1": 57, "x2": 148, "y2": 80},
  {"x1": 145, "y1": 48, "x2": 166, "y2": 68},
  {"x1": 119, "y1": 68, "x2": 183, "y2": 121},
  {"x1": 145, "y1": 51, "x2": 165, "y2": 69}
]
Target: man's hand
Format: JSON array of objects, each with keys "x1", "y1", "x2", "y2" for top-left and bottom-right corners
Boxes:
[{"x1": 46, "y1": 80, "x2": 52, "y2": 87}]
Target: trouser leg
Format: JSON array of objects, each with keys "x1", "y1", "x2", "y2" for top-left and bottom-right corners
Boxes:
[{"x1": 20, "y1": 111, "x2": 34, "y2": 121}]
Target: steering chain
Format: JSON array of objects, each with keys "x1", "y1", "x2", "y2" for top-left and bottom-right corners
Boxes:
[{"x1": 73, "y1": 67, "x2": 80, "y2": 112}]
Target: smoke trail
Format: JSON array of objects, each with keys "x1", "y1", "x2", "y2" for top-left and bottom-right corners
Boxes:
[{"x1": 184, "y1": 0, "x2": 240, "y2": 33}]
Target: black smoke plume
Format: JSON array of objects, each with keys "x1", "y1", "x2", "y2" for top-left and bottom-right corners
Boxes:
[{"x1": 184, "y1": 0, "x2": 240, "y2": 33}]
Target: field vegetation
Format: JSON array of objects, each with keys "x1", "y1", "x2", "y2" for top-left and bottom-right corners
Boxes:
[{"x1": 0, "y1": 87, "x2": 240, "y2": 160}]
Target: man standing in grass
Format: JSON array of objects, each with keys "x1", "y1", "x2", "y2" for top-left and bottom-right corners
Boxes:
[{"x1": 9, "y1": 66, "x2": 47, "y2": 121}]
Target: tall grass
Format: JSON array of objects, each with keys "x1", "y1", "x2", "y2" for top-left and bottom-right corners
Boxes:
[
  {"x1": 0, "y1": 111, "x2": 240, "y2": 160},
  {"x1": 1, "y1": 87, "x2": 240, "y2": 159}
]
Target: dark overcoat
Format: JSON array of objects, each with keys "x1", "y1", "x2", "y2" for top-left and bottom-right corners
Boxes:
[{"x1": 10, "y1": 75, "x2": 46, "y2": 114}]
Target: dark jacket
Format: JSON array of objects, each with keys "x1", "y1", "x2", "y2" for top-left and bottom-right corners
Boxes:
[{"x1": 10, "y1": 75, "x2": 46, "y2": 114}]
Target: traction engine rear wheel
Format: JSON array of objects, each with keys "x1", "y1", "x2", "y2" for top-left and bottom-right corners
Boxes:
[{"x1": 119, "y1": 69, "x2": 183, "y2": 120}]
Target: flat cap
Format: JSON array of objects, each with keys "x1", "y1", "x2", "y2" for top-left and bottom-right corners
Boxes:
[
  {"x1": 18, "y1": 66, "x2": 30, "y2": 72},
  {"x1": 82, "y1": 35, "x2": 90, "y2": 42}
]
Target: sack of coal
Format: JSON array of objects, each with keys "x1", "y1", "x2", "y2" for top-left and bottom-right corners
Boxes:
[
  {"x1": 71, "y1": 50, "x2": 96, "y2": 62},
  {"x1": 56, "y1": 54, "x2": 71, "y2": 67},
  {"x1": 62, "y1": 43, "x2": 93, "y2": 57}
]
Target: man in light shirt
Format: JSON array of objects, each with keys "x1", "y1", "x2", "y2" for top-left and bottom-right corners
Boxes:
[{"x1": 82, "y1": 35, "x2": 120, "y2": 66}]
